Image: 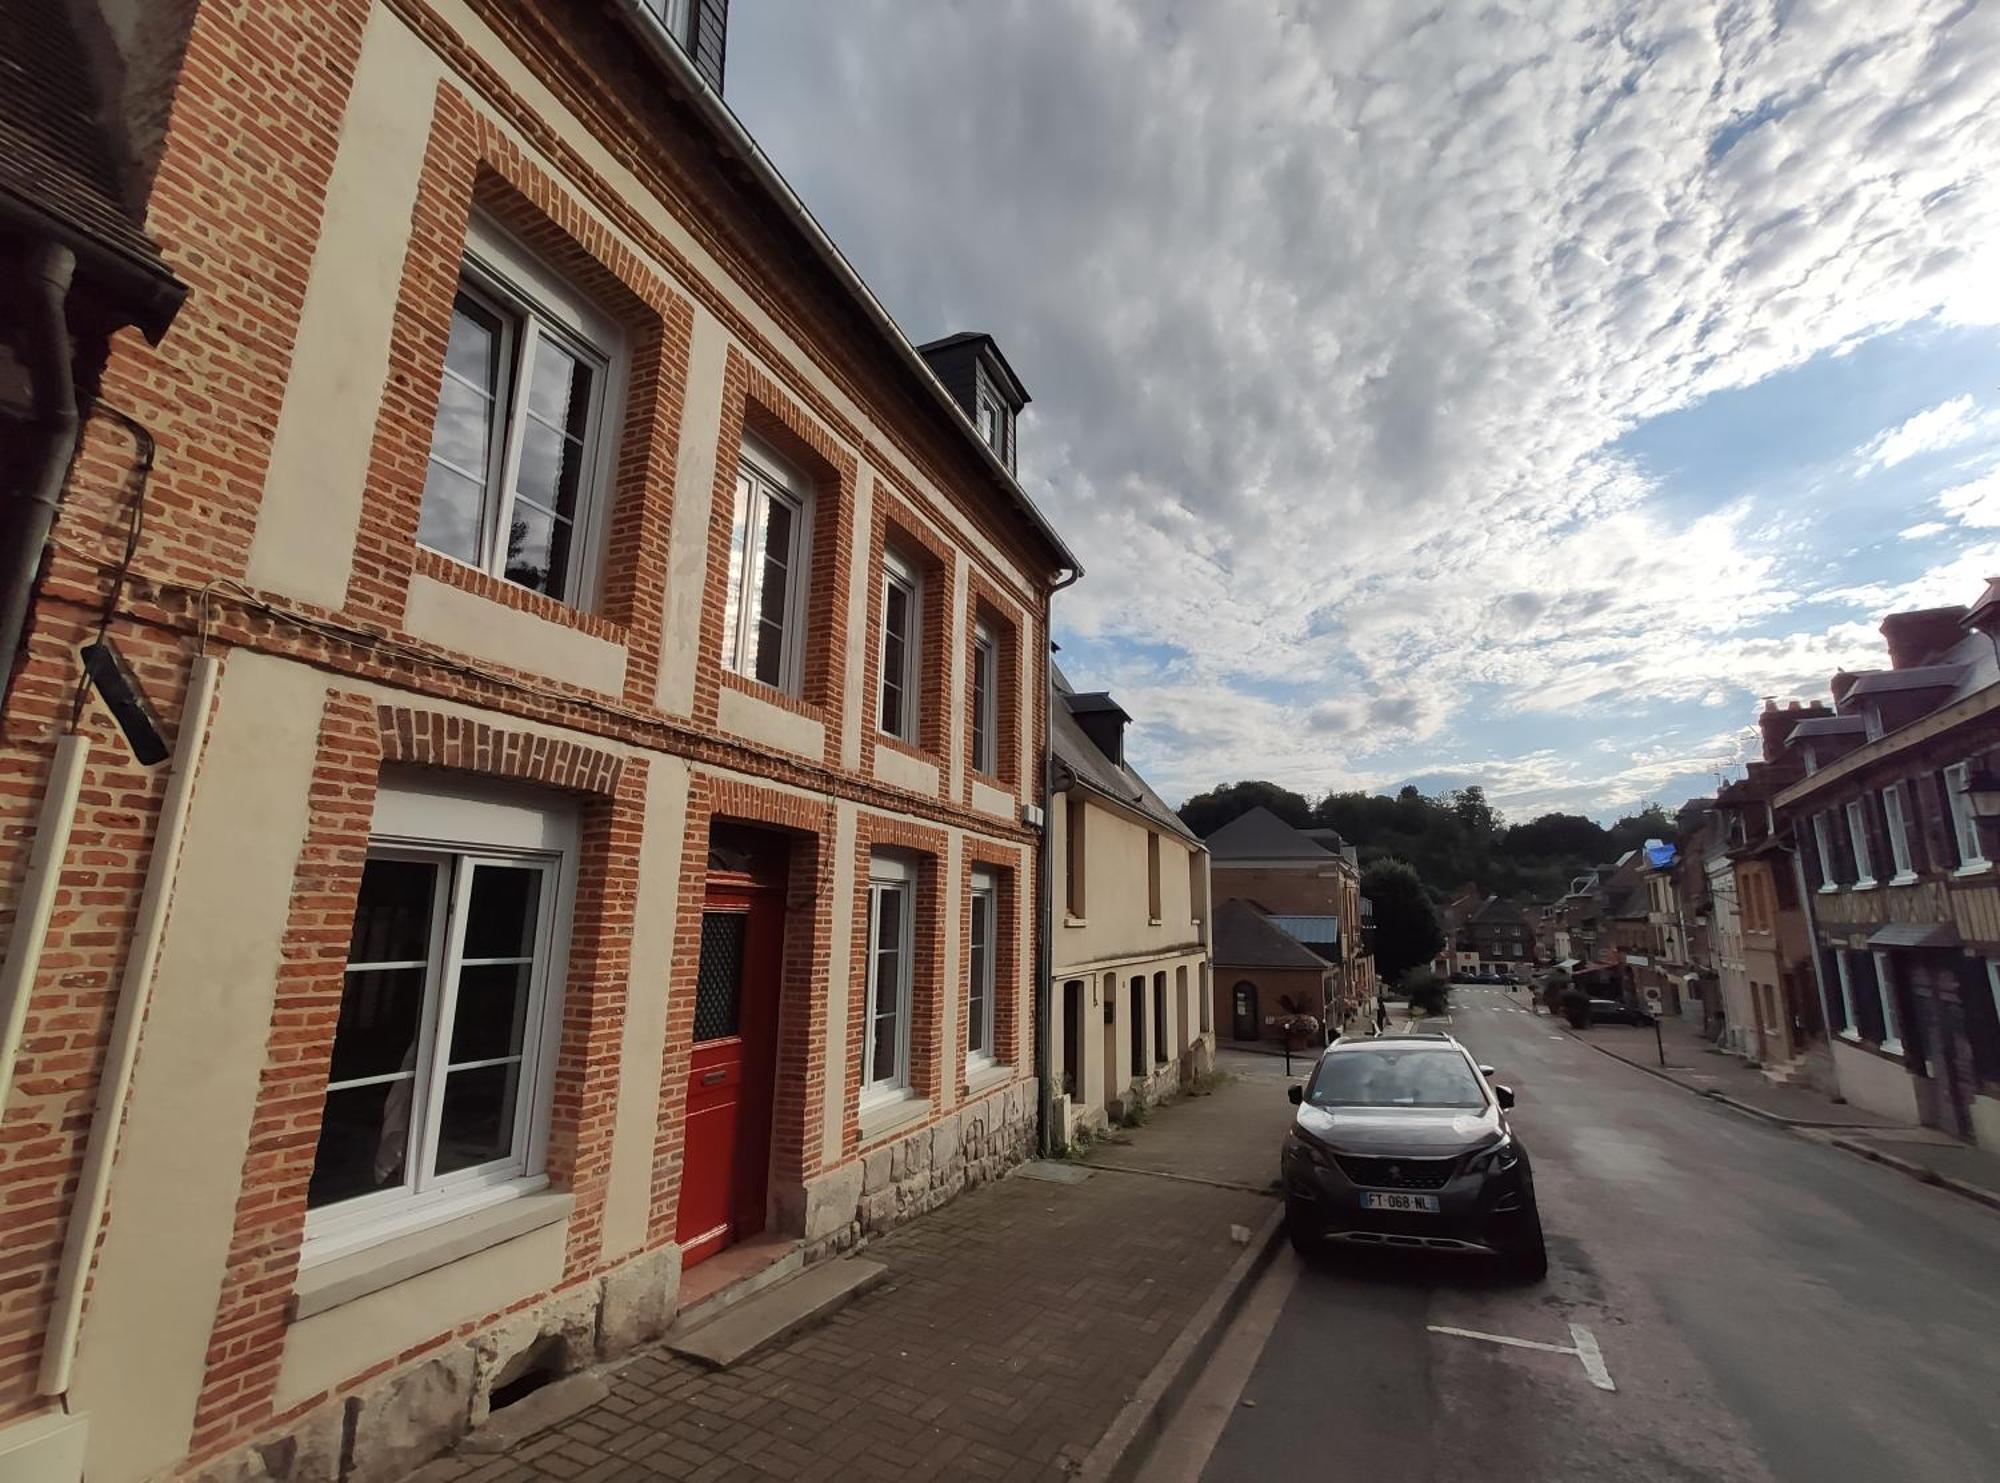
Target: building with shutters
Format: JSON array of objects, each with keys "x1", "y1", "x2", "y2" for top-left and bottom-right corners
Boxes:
[
  {"x1": 1045, "y1": 667, "x2": 1212, "y2": 1134},
  {"x1": 1772, "y1": 587, "x2": 2000, "y2": 1149},
  {"x1": 0, "y1": 2, "x2": 1079, "y2": 1477}
]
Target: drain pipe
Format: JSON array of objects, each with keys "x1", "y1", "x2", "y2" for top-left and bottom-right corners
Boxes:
[
  {"x1": 1034, "y1": 569, "x2": 1082, "y2": 1156},
  {"x1": 1, "y1": 243, "x2": 81, "y2": 691},
  {"x1": 40, "y1": 652, "x2": 221, "y2": 1397}
]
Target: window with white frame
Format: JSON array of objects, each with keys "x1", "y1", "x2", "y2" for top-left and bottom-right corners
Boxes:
[
  {"x1": 971, "y1": 623, "x2": 997, "y2": 776},
  {"x1": 1882, "y1": 784, "x2": 1916, "y2": 881},
  {"x1": 417, "y1": 221, "x2": 621, "y2": 606},
  {"x1": 643, "y1": 0, "x2": 692, "y2": 45},
  {"x1": 1845, "y1": 800, "x2": 1875, "y2": 886},
  {"x1": 1870, "y1": 951, "x2": 1905, "y2": 1054},
  {"x1": 1946, "y1": 762, "x2": 1989, "y2": 869},
  {"x1": 1832, "y1": 950, "x2": 1860, "y2": 1039},
  {"x1": 865, "y1": 855, "x2": 917, "y2": 1096},
  {"x1": 1812, "y1": 812, "x2": 1839, "y2": 890},
  {"x1": 722, "y1": 438, "x2": 812, "y2": 693},
  {"x1": 307, "y1": 783, "x2": 575, "y2": 1257},
  {"x1": 966, "y1": 870, "x2": 996, "y2": 1067},
  {"x1": 878, "y1": 551, "x2": 921, "y2": 742},
  {"x1": 976, "y1": 389, "x2": 1005, "y2": 454}
]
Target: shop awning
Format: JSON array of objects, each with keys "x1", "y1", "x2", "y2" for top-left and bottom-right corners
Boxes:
[{"x1": 1866, "y1": 922, "x2": 1962, "y2": 951}]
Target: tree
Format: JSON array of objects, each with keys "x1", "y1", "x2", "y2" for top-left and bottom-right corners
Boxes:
[
  {"x1": 1503, "y1": 812, "x2": 1609, "y2": 861},
  {"x1": 1450, "y1": 785, "x2": 1501, "y2": 838},
  {"x1": 1177, "y1": 779, "x2": 1313, "y2": 837},
  {"x1": 1606, "y1": 803, "x2": 1677, "y2": 857},
  {"x1": 1360, "y1": 858, "x2": 1446, "y2": 984}
]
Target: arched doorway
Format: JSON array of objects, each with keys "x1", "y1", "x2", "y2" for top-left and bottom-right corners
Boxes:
[{"x1": 1231, "y1": 980, "x2": 1259, "y2": 1042}]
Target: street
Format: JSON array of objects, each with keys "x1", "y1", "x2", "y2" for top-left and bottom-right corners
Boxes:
[{"x1": 1159, "y1": 990, "x2": 2000, "y2": 1483}]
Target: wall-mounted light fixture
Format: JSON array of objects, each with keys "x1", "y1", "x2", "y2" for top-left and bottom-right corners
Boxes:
[{"x1": 80, "y1": 639, "x2": 168, "y2": 765}]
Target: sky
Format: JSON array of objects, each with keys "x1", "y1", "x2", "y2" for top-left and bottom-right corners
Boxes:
[{"x1": 727, "y1": 0, "x2": 2000, "y2": 824}]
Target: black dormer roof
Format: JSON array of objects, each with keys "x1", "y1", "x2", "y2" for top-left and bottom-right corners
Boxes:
[{"x1": 917, "y1": 332, "x2": 1031, "y2": 408}]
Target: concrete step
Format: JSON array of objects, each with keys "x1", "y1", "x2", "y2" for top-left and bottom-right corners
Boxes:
[
  {"x1": 669, "y1": 1236, "x2": 803, "y2": 1337},
  {"x1": 665, "y1": 1257, "x2": 887, "y2": 1371}
]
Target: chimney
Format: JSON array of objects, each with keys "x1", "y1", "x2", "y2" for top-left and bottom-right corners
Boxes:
[
  {"x1": 1756, "y1": 698, "x2": 1831, "y2": 761},
  {"x1": 1881, "y1": 605, "x2": 1969, "y2": 669},
  {"x1": 1829, "y1": 670, "x2": 1860, "y2": 707},
  {"x1": 916, "y1": 333, "x2": 1031, "y2": 475}
]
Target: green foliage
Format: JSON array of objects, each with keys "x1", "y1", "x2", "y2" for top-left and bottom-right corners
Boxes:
[
  {"x1": 1404, "y1": 970, "x2": 1451, "y2": 1017},
  {"x1": 1178, "y1": 779, "x2": 1313, "y2": 837},
  {"x1": 1360, "y1": 858, "x2": 1446, "y2": 982}
]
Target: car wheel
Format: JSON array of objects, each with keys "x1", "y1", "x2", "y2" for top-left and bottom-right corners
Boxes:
[
  {"x1": 1286, "y1": 1199, "x2": 1323, "y2": 1262},
  {"x1": 1497, "y1": 1205, "x2": 1548, "y2": 1283}
]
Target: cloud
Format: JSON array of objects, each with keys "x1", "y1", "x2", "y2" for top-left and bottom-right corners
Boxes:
[
  {"x1": 1901, "y1": 522, "x2": 1949, "y2": 540},
  {"x1": 1937, "y1": 467, "x2": 2000, "y2": 527},
  {"x1": 1855, "y1": 395, "x2": 1990, "y2": 473},
  {"x1": 728, "y1": 0, "x2": 2000, "y2": 810}
]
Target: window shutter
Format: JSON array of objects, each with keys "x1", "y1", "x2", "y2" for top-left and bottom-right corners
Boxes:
[
  {"x1": 1918, "y1": 770, "x2": 1960, "y2": 870},
  {"x1": 1797, "y1": 818, "x2": 1822, "y2": 892},
  {"x1": 1820, "y1": 951, "x2": 1846, "y2": 1034},
  {"x1": 1830, "y1": 811, "x2": 1856, "y2": 885},
  {"x1": 1850, "y1": 953, "x2": 1885, "y2": 1043},
  {"x1": 1862, "y1": 794, "x2": 1891, "y2": 881},
  {"x1": 1895, "y1": 779, "x2": 1929, "y2": 874}
]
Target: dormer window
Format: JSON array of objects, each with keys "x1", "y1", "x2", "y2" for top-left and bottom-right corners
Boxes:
[
  {"x1": 648, "y1": 0, "x2": 691, "y2": 42},
  {"x1": 916, "y1": 332, "x2": 1030, "y2": 479},
  {"x1": 977, "y1": 390, "x2": 1007, "y2": 456}
]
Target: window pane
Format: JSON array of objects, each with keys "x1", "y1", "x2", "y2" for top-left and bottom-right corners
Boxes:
[
  {"x1": 968, "y1": 893, "x2": 990, "y2": 1055},
  {"x1": 348, "y1": 858, "x2": 438, "y2": 964},
  {"x1": 463, "y1": 865, "x2": 542, "y2": 960},
  {"x1": 328, "y1": 967, "x2": 427, "y2": 1083},
  {"x1": 694, "y1": 912, "x2": 747, "y2": 1042},
  {"x1": 449, "y1": 961, "x2": 533, "y2": 1065},
  {"x1": 417, "y1": 461, "x2": 487, "y2": 565},
  {"x1": 435, "y1": 1061, "x2": 523, "y2": 1175},
  {"x1": 723, "y1": 477, "x2": 755, "y2": 672},
  {"x1": 443, "y1": 292, "x2": 503, "y2": 387},
  {"x1": 871, "y1": 885, "x2": 904, "y2": 1083},
  {"x1": 428, "y1": 370, "x2": 498, "y2": 477},
  {"x1": 504, "y1": 497, "x2": 575, "y2": 598},
  {"x1": 516, "y1": 411, "x2": 588, "y2": 526},
  {"x1": 753, "y1": 498, "x2": 794, "y2": 686},
  {"x1": 526, "y1": 335, "x2": 593, "y2": 434},
  {"x1": 881, "y1": 579, "x2": 910, "y2": 734},
  {"x1": 309, "y1": 1081, "x2": 412, "y2": 1208},
  {"x1": 972, "y1": 641, "x2": 992, "y2": 769}
]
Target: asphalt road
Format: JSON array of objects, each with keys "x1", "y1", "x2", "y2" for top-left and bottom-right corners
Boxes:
[{"x1": 1165, "y1": 990, "x2": 2000, "y2": 1482}]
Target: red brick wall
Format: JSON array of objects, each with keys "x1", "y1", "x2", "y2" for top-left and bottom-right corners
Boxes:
[
  {"x1": 1212, "y1": 865, "x2": 1339, "y2": 915},
  {"x1": 1212, "y1": 966, "x2": 1327, "y2": 1044}
]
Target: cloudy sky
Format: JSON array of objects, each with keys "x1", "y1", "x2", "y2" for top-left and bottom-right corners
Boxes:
[{"x1": 729, "y1": 0, "x2": 2000, "y2": 823}]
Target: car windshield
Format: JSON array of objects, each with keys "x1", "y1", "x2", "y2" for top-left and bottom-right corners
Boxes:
[{"x1": 1307, "y1": 1048, "x2": 1488, "y2": 1109}]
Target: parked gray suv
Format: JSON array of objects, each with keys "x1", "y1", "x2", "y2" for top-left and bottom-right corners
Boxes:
[{"x1": 1281, "y1": 1033, "x2": 1547, "y2": 1280}]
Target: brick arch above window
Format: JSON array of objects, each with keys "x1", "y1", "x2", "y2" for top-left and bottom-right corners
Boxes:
[
  {"x1": 346, "y1": 82, "x2": 693, "y2": 708},
  {"x1": 375, "y1": 703, "x2": 626, "y2": 795}
]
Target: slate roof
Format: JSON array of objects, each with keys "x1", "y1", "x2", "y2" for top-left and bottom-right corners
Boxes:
[
  {"x1": 1213, "y1": 899, "x2": 1333, "y2": 970},
  {"x1": 1787, "y1": 716, "x2": 1869, "y2": 740},
  {"x1": 1848, "y1": 664, "x2": 1970, "y2": 696},
  {"x1": 913, "y1": 331, "x2": 1031, "y2": 406},
  {"x1": 1050, "y1": 663, "x2": 1197, "y2": 844},
  {"x1": 1267, "y1": 914, "x2": 1342, "y2": 955},
  {"x1": 0, "y1": 0, "x2": 185, "y2": 339},
  {"x1": 1467, "y1": 896, "x2": 1525, "y2": 925},
  {"x1": 1204, "y1": 806, "x2": 1334, "y2": 860}
]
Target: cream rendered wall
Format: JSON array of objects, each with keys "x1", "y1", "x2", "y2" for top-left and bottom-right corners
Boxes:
[
  {"x1": 1051, "y1": 793, "x2": 1206, "y2": 975},
  {"x1": 404, "y1": 572, "x2": 629, "y2": 694},
  {"x1": 69, "y1": 652, "x2": 331, "y2": 1483},
  {"x1": 654, "y1": 308, "x2": 730, "y2": 718},
  {"x1": 717, "y1": 685, "x2": 827, "y2": 760},
  {"x1": 1973, "y1": 1093, "x2": 2000, "y2": 1154},
  {"x1": 874, "y1": 745, "x2": 940, "y2": 796},
  {"x1": 819, "y1": 800, "x2": 859, "y2": 1166},
  {"x1": 1830, "y1": 1038, "x2": 1922, "y2": 1124},
  {"x1": 245, "y1": 7, "x2": 443, "y2": 603},
  {"x1": 274, "y1": 1221, "x2": 566, "y2": 1407},
  {"x1": 598, "y1": 756, "x2": 693, "y2": 1259}
]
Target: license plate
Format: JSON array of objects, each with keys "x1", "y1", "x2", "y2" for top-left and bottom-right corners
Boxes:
[{"x1": 1361, "y1": 1191, "x2": 1439, "y2": 1213}]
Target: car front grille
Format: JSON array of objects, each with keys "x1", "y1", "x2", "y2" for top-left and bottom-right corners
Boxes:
[{"x1": 1333, "y1": 1154, "x2": 1458, "y2": 1190}]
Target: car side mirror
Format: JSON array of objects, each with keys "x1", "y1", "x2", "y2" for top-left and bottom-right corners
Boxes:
[
  {"x1": 1287, "y1": 1085, "x2": 1303, "y2": 1105},
  {"x1": 1494, "y1": 1084, "x2": 1516, "y2": 1110},
  {"x1": 1479, "y1": 1064, "x2": 1496, "y2": 1078}
]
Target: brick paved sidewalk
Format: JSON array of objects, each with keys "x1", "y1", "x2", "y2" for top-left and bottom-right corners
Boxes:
[{"x1": 414, "y1": 1080, "x2": 1284, "y2": 1483}]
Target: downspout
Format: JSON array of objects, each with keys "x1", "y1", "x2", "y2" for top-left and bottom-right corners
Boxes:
[
  {"x1": 41, "y1": 652, "x2": 221, "y2": 1397},
  {"x1": 1035, "y1": 568, "x2": 1082, "y2": 1156},
  {"x1": 0, "y1": 244, "x2": 85, "y2": 1114},
  {"x1": 1, "y1": 243, "x2": 80, "y2": 693},
  {"x1": 1786, "y1": 835, "x2": 1836, "y2": 1066}
]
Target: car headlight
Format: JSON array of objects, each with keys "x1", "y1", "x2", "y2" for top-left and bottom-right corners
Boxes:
[
  {"x1": 1465, "y1": 1135, "x2": 1519, "y2": 1176},
  {"x1": 1286, "y1": 1132, "x2": 1336, "y2": 1170}
]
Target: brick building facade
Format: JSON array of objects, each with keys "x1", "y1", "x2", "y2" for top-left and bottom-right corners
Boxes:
[{"x1": 0, "y1": 2, "x2": 1075, "y2": 1478}]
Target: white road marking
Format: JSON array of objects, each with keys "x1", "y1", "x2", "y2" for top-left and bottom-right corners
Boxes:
[
  {"x1": 1427, "y1": 1323, "x2": 1618, "y2": 1393},
  {"x1": 1570, "y1": 1323, "x2": 1616, "y2": 1391}
]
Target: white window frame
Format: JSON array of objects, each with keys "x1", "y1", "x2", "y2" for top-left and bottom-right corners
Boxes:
[
  {"x1": 304, "y1": 780, "x2": 577, "y2": 1264},
  {"x1": 1845, "y1": 800, "x2": 1875, "y2": 888},
  {"x1": 878, "y1": 549, "x2": 922, "y2": 743},
  {"x1": 1812, "y1": 812, "x2": 1839, "y2": 892},
  {"x1": 976, "y1": 388, "x2": 1006, "y2": 455},
  {"x1": 722, "y1": 435, "x2": 813, "y2": 695},
  {"x1": 1946, "y1": 762, "x2": 1989, "y2": 872},
  {"x1": 966, "y1": 869, "x2": 998, "y2": 1071},
  {"x1": 1870, "y1": 951, "x2": 1904, "y2": 1055},
  {"x1": 1882, "y1": 784, "x2": 1917, "y2": 883},
  {"x1": 971, "y1": 623, "x2": 998, "y2": 776},
  {"x1": 648, "y1": 0, "x2": 692, "y2": 44},
  {"x1": 864, "y1": 854, "x2": 917, "y2": 1102},
  {"x1": 1832, "y1": 950, "x2": 1860, "y2": 1042},
  {"x1": 418, "y1": 218, "x2": 624, "y2": 608}
]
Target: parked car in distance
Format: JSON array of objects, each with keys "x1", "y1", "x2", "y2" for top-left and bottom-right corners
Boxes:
[
  {"x1": 1586, "y1": 997, "x2": 1656, "y2": 1026},
  {"x1": 1280, "y1": 1034, "x2": 1547, "y2": 1280}
]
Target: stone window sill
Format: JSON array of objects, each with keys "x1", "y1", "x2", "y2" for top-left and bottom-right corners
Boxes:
[
  {"x1": 291, "y1": 1191, "x2": 573, "y2": 1321},
  {"x1": 1063, "y1": 916, "x2": 1087, "y2": 928},
  {"x1": 1954, "y1": 861, "x2": 1993, "y2": 878},
  {"x1": 964, "y1": 1063, "x2": 1013, "y2": 1097},
  {"x1": 858, "y1": 1093, "x2": 931, "y2": 1147}
]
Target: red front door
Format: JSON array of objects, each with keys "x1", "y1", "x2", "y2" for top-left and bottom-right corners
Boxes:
[{"x1": 676, "y1": 881, "x2": 783, "y2": 1267}]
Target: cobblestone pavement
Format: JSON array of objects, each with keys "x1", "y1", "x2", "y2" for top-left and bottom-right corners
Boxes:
[{"x1": 414, "y1": 1085, "x2": 1280, "y2": 1482}]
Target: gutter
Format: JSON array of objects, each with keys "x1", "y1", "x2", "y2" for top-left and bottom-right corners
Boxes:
[
  {"x1": 1773, "y1": 682, "x2": 2000, "y2": 810},
  {"x1": 607, "y1": 1, "x2": 1081, "y2": 583}
]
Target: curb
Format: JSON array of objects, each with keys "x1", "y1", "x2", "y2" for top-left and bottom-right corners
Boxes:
[
  {"x1": 1562, "y1": 1026, "x2": 2000, "y2": 1214},
  {"x1": 1073, "y1": 1201, "x2": 1287, "y2": 1483},
  {"x1": 1826, "y1": 1135, "x2": 2000, "y2": 1214}
]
